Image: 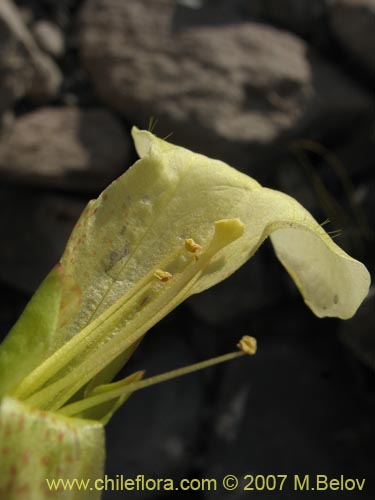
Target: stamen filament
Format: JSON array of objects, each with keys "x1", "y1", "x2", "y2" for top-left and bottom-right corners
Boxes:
[
  {"x1": 24, "y1": 247, "x2": 218, "y2": 410},
  {"x1": 12, "y1": 243, "x2": 191, "y2": 401},
  {"x1": 19, "y1": 220, "x2": 245, "y2": 411},
  {"x1": 59, "y1": 338, "x2": 256, "y2": 418}
]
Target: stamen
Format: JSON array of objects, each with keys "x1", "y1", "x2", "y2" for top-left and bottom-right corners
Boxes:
[
  {"x1": 237, "y1": 335, "x2": 257, "y2": 355},
  {"x1": 58, "y1": 336, "x2": 257, "y2": 418},
  {"x1": 154, "y1": 269, "x2": 173, "y2": 282},
  {"x1": 16, "y1": 219, "x2": 246, "y2": 411},
  {"x1": 185, "y1": 238, "x2": 202, "y2": 254}
]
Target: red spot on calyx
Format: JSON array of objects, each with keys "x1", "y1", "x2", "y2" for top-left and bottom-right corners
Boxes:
[
  {"x1": 55, "y1": 262, "x2": 65, "y2": 278},
  {"x1": 57, "y1": 431, "x2": 65, "y2": 442},
  {"x1": 21, "y1": 451, "x2": 29, "y2": 465},
  {"x1": 41, "y1": 456, "x2": 50, "y2": 467},
  {"x1": 10, "y1": 465, "x2": 17, "y2": 476}
]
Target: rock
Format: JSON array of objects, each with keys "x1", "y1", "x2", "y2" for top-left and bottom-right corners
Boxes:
[
  {"x1": 238, "y1": 0, "x2": 327, "y2": 37},
  {"x1": 0, "y1": 0, "x2": 62, "y2": 110},
  {"x1": 33, "y1": 20, "x2": 65, "y2": 58},
  {"x1": 27, "y1": 51, "x2": 62, "y2": 100},
  {"x1": 0, "y1": 187, "x2": 86, "y2": 293},
  {"x1": 17, "y1": 5, "x2": 34, "y2": 27},
  {"x1": 31, "y1": 0, "x2": 80, "y2": 28},
  {"x1": 78, "y1": 0, "x2": 370, "y2": 176},
  {"x1": 0, "y1": 107, "x2": 131, "y2": 191},
  {"x1": 329, "y1": 0, "x2": 375, "y2": 77},
  {"x1": 0, "y1": 110, "x2": 14, "y2": 138}
]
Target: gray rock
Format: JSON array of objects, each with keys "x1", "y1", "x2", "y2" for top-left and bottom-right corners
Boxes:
[
  {"x1": 0, "y1": 0, "x2": 62, "y2": 111},
  {"x1": 329, "y1": 0, "x2": 375, "y2": 77},
  {"x1": 33, "y1": 20, "x2": 65, "y2": 58},
  {"x1": 17, "y1": 6, "x2": 34, "y2": 27},
  {"x1": 0, "y1": 110, "x2": 14, "y2": 138},
  {"x1": 0, "y1": 187, "x2": 86, "y2": 293},
  {"x1": 78, "y1": 0, "x2": 370, "y2": 174},
  {"x1": 0, "y1": 107, "x2": 131, "y2": 190}
]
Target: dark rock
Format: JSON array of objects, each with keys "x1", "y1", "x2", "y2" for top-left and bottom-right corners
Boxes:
[
  {"x1": 104, "y1": 321, "x2": 204, "y2": 499},
  {"x1": 0, "y1": 107, "x2": 131, "y2": 191},
  {"x1": 340, "y1": 287, "x2": 375, "y2": 370},
  {"x1": 14, "y1": 0, "x2": 81, "y2": 28},
  {"x1": 0, "y1": 187, "x2": 86, "y2": 293},
  {"x1": 329, "y1": 0, "x2": 375, "y2": 78},
  {"x1": 0, "y1": 0, "x2": 62, "y2": 111},
  {"x1": 188, "y1": 249, "x2": 285, "y2": 327},
  {"x1": 329, "y1": 119, "x2": 375, "y2": 177},
  {"x1": 0, "y1": 110, "x2": 14, "y2": 138},
  {"x1": 275, "y1": 159, "x2": 320, "y2": 214},
  {"x1": 0, "y1": 283, "x2": 29, "y2": 341},
  {"x1": 238, "y1": 0, "x2": 327, "y2": 37},
  {"x1": 203, "y1": 306, "x2": 375, "y2": 499},
  {"x1": 78, "y1": 0, "x2": 371, "y2": 176}
]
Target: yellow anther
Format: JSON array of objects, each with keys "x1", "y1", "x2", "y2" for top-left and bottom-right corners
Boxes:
[
  {"x1": 154, "y1": 269, "x2": 173, "y2": 282},
  {"x1": 237, "y1": 335, "x2": 257, "y2": 356},
  {"x1": 185, "y1": 238, "x2": 202, "y2": 254}
]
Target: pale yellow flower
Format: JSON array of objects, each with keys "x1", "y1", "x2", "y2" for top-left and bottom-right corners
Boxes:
[{"x1": 0, "y1": 127, "x2": 370, "y2": 500}]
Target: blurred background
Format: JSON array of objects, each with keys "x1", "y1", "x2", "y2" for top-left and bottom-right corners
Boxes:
[{"x1": 0, "y1": 0, "x2": 374, "y2": 498}]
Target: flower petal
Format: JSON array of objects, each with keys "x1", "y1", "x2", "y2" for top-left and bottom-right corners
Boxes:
[
  {"x1": 2, "y1": 127, "x2": 370, "y2": 408},
  {"x1": 133, "y1": 128, "x2": 370, "y2": 319},
  {"x1": 266, "y1": 190, "x2": 370, "y2": 319}
]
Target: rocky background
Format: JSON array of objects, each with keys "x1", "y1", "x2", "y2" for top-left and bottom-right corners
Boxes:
[{"x1": 0, "y1": 0, "x2": 374, "y2": 498}]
